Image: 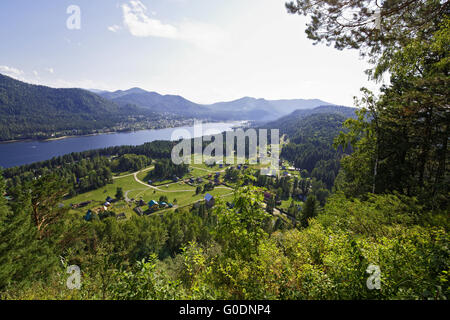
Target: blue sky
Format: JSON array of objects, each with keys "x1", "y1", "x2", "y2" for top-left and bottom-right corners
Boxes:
[{"x1": 0, "y1": 0, "x2": 380, "y2": 105}]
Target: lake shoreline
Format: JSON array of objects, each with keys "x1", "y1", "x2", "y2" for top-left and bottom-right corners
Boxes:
[
  {"x1": 0, "y1": 120, "x2": 248, "y2": 145},
  {"x1": 0, "y1": 121, "x2": 248, "y2": 169}
]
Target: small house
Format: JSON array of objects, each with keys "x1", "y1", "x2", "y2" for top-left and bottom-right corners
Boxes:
[
  {"x1": 106, "y1": 196, "x2": 113, "y2": 203},
  {"x1": 160, "y1": 202, "x2": 168, "y2": 208},
  {"x1": 148, "y1": 200, "x2": 159, "y2": 210},
  {"x1": 204, "y1": 193, "x2": 215, "y2": 208},
  {"x1": 84, "y1": 210, "x2": 93, "y2": 221},
  {"x1": 134, "y1": 207, "x2": 144, "y2": 216}
]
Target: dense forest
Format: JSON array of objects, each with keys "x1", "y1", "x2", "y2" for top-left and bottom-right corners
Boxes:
[{"x1": 0, "y1": 0, "x2": 448, "y2": 300}]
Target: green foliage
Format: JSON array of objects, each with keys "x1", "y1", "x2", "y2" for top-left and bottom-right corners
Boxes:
[
  {"x1": 213, "y1": 185, "x2": 270, "y2": 260},
  {"x1": 301, "y1": 195, "x2": 318, "y2": 227},
  {"x1": 115, "y1": 187, "x2": 124, "y2": 200},
  {"x1": 110, "y1": 255, "x2": 183, "y2": 300}
]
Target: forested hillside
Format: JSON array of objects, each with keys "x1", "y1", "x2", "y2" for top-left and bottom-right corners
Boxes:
[{"x1": 0, "y1": 74, "x2": 168, "y2": 141}]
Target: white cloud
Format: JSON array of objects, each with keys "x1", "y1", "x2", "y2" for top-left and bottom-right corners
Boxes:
[
  {"x1": 121, "y1": 0, "x2": 228, "y2": 51},
  {"x1": 122, "y1": 1, "x2": 178, "y2": 39},
  {"x1": 33, "y1": 70, "x2": 39, "y2": 76},
  {"x1": 46, "y1": 67, "x2": 54, "y2": 74},
  {"x1": 108, "y1": 24, "x2": 122, "y2": 33},
  {"x1": 0, "y1": 65, "x2": 24, "y2": 77}
]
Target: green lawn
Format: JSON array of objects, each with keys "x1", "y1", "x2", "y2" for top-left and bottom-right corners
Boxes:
[
  {"x1": 63, "y1": 163, "x2": 235, "y2": 220},
  {"x1": 278, "y1": 199, "x2": 303, "y2": 212}
]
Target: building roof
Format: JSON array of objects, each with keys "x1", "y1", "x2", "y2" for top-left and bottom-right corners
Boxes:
[
  {"x1": 204, "y1": 193, "x2": 214, "y2": 202},
  {"x1": 149, "y1": 200, "x2": 159, "y2": 206}
]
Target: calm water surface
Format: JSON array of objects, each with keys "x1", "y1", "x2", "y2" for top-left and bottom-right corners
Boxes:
[{"x1": 0, "y1": 122, "x2": 243, "y2": 168}]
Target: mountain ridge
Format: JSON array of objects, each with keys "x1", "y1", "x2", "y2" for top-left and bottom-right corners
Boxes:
[{"x1": 98, "y1": 87, "x2": 335, "y2": 121}]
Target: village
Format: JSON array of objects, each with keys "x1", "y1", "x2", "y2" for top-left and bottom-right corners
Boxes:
[{"x1": 65, "y1": 156, "x2": 306, "y2": 225}]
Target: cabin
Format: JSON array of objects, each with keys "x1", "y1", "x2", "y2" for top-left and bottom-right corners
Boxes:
[
  {"x1": 148, "y1": 180, "x2": 153, "y2": 185},
  {"x1": 204, "y1": 193, "x2": 215, "y2": 208},
  {"x1": 84, "y1": 210, "x2": 93, "y2": 221},
  {"x1": 104, "y1": 201, "x2": 111, "y2": 207},
  {"x1": 71, "y1": 200, "x2": 92, "y2": 209},
  {"x1": 106, "y1": 196, "x2": 113, "y2": 203},
  {"x1": 148, "y1": 200, "x2": 159, "y2": 211},
  {"x1": 134, "y1": 207, "x2": 144, "y2": 216},
  {"x1": 160, "y1": 202, "x2": 168, "y2": 208}
]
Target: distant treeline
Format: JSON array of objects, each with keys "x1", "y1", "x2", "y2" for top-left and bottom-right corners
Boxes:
[{"x1": 2, "y1": 141, "x2": 180, "y2": 195}]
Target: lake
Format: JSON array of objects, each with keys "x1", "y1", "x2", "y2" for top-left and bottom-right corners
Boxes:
[{"x1": 0, "y1": 122, "x2": 244, "y2": 168}]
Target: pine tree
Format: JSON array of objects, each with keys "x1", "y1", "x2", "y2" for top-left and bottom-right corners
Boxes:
[
  {"x1": 301, "y1": 195, "x2": 318, "y2": 227},
  {"x1": 0, "y1": 172, "x2": 55, "y2": 291}
]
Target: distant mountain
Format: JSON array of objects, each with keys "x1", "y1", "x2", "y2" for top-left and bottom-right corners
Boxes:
[
  {"x1": 208, "y1": 97, "x2": 332, "y2": 114},
  {"x1": 0, "y1": 74, "x2": 150, "y2": 141},
  {"x1": 0, "y1": 73, "x2": 348, "y2": 141},
  {"x1": 263, "y1": 105, "x2": 357, "y2": 136},
  {"x1": 99, "y1": 88, "x2": 335, "y2": 121},
  {"x1": 99, "y1": 88, "x2": 210, "y2": 118}
]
